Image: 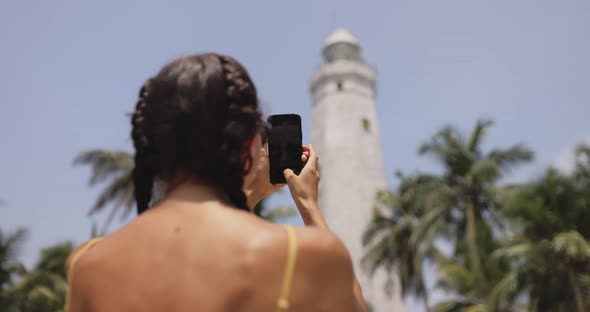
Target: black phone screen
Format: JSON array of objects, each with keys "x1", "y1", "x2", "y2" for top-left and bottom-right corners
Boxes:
[{"x1": 267, "y1": 114, "x2": 303, "y2": 184}]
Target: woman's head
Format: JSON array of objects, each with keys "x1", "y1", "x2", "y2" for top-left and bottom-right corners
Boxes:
[{"x1": 131, "y1": 53, "x2": 264, "y2": 214}]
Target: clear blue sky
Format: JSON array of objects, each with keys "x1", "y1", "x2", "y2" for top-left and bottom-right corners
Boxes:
[{"x1": 1, "y1": 0, "x2": 589, "y2": 309}]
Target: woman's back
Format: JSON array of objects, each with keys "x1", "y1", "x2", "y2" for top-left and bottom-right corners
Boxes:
[{"x1": 67, "y1": 192, "x2": 359, "y2": 312}]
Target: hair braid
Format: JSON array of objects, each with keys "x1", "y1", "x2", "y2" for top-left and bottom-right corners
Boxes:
[
  {"x1": 128, "y1": 54, "x2": 261, "y2": 215},
  {"x1": 131, "y1": 79, "x2": 157, "y2": 214},
  {"x1": 217, "y1": 55, "x2": 260, "y2": 211}
]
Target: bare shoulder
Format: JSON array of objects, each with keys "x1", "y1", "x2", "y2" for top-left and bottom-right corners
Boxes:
[
  {"x1": 243, "y1": 225, "x2": 359, "y2": 311},
  {"x1": 292, "y1": 227, "x2": 360, "y2": 311},
  {"x1": 64, "y1": 238, "x2": 105, "y2": 312},
  {"x1": 295, "y1": 227, "x2": 351, "y2": 259},
  {"x1": 65, "y1": 238, "x2": 103, "y2": 279},
  {"x1": 245, "y1": 224, "x2": 354, "y2": 278},
  {"x1": 294, "y1": 227, "x2": 355, "y2": 284},
  {"x1": 239, "y1": 221, "x2": 352, "y2": 272}
]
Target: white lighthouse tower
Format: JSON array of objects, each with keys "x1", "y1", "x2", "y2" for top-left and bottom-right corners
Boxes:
[{"x1": 310, "y1": 29, "x2": 405, "y2": 311}]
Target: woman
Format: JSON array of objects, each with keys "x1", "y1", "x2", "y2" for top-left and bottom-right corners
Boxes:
[{"x1": 66, "y1": 53, "x2": 366, "y2": 311}]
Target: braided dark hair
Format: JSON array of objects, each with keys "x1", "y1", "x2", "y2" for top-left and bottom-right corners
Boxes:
[
  {"x1": 130, "y1": 54, "x2": 261, "y2": 214},
  {"x1": 131, "y1": 80, "x2": 156, "y2": 213}
]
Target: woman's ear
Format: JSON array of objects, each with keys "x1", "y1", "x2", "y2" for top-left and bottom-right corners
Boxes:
[
  {"x1": 242, "y1": 134, "x2": 260, "y2": 173},
  {"x1": 246, "y1": 134, "x2": 264, "y2": 173},
  {"x1": 242, "y1": 137, "x2": 254, "y2": 160}
]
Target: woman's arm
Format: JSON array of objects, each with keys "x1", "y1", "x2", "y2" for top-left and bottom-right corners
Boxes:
[
  {"x1": 294, "y1": 201, "x2": 367, "y2": 312},
  {"x1": 283, "y1": 145, "x2": 367, "y2": 312},
  {"x1": 242, "y1": 143, "x2": 366, "y2": 310}
]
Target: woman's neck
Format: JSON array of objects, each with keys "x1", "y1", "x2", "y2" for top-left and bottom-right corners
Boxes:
[{"x1": 163, "y1": 180, "x2": 229, "y2": 207}]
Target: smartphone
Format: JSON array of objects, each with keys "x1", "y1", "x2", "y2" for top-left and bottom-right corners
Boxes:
[{"x1": 267, "y1": 114, "x2": 303, "y2": 184}]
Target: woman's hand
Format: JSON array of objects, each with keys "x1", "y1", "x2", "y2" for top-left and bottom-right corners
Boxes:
[
  {"x1": 243, "y1": 147, "x2": 284, "y2": 209},
  {"x1": 284, "y1": 145, "x2": 327, "y2": 227}
]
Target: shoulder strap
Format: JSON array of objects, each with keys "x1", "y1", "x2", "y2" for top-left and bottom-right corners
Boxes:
[
  {"x1": 65, "y1": 237, "x2": 103, "y2": 312},
  {"x1": 275, "y1": 225, "x2": 298, "y2": 312}
]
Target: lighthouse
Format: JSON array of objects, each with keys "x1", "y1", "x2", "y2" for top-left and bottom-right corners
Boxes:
[{"x1": 309, "y1": 28, "x2": 405, "y2": 311}]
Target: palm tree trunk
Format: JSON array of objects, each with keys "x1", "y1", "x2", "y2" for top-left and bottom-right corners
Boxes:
[{"x1": 465, "y1": 197, "x2": 484, "y2": 283}]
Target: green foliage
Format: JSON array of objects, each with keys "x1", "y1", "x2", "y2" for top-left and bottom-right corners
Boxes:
[
  {"x1": 0, "y1": 226, "x2": 72, "y2": 312},
  {"x1": 362, "y1": 190, "x2": 431, "y2": 304},
  {"x1": 253, "y1": 197, "x2": 297, "y2": 222},
  {"x1": 0, "y1": 228, "x2": 28, "y2": 308},
  {"x1": 364, "y1": 120, "x2": 534, "y2": 311},
  {"x1": 431, "y1": 300, "x2": 485, "y2": 312},
  {"x1": 73, "y1": 149, "x2": 135, "y2": 234},
  {"x1": 3, "y1": 120, "x2": 588, "y2": 311},
  {"x1": 489, "y1": 148, "x2": 590, "y2": 312}
]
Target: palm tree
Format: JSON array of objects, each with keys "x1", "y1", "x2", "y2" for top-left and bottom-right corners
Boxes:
[
  {"x1": 490, "y1": 232, "x2": 590, "y2": 312},
  {"x1": 489, "y1": 150, "x2": 590, "y2": 312},
  {"x1": 3, "y1": 242, "x2": 73, "y2": 312},
  {"x1": 35, "y1": 243, "x2": 73, "y2": 278},
  {"x1": 74, "y1": 149, "x2": 135, "y2": 234},
  {"x1": 364, "y1": 120, "x2": 532, "y2": 310},
  {"x1": 0, "y1": 229, "x2": 27, "y2": 284},
  {"x1": 431, "y1": 252, "x2": 507, "y2": 312},
  {"x1": 574, "y1": 144, "x2": 590, "y2": 190},
  {"x1": 363, "y1": 187, "x2": 432, "y2": 310},
  {"x1": 0, "y1": 227, "x2": 28, "y2": 308},
  {"x1": 416, "y1": 120, "x2": 532, "y2": 284}
]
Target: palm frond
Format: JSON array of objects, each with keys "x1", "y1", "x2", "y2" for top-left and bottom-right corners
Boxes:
[
  {"x1": 575, "y1": 144, "x2": 590, "y2": 159},
  {"x1": 466, "y1": 158, "x2": 500, "y2": 185},
  {"x1": 487, "y1": 271, "x2": 523, "y2": 311},
  {"x1": 409, "y1": 205, "x2": 445, "y2": 248},
  {"x1": 431, "y1": 299, "x2": 484, "y2": 312},
  {"x1": 73, "y1": 150, "x2": 134, "y2": 186},
  {"x1": 87, "y1": 171, "x2": 134, "y2": 216},
  {"x1": 551, "y1": 231, "x2": 590, "y2": 260},
  {"x1": 574, "y1": 144, "x2": 590, "y2": 185},
  {"x1": 362, "y1": 230, "x2": 396, "y2": 276},
  {"x1": 436, "y1": 261, "x2": 476, "y2": 294},
  {"x1": 464, "y1": 305, "x2": 485, "y2": 312},
  {"x1": 363, "y1": 208, "x2": 395, "y2": 246},
  {"x1": 0, "y1": 228, "x2": 29, "y2": 264},
  {"x1": 487, "y1": 144, "x2": 533, "y2": 172},
  {"x1": 419, "y1": 126, "x2": 473, "y2": 175},
  {"x1": 5, "y1": 270, "x2": 67, "y2": 310},
  {"x1": 261, "y1": 206, "x2": 297, "y2": 222},
  {"x1": 467, "y1": 119, "x2": 493, "y2": 154},
  {"x1": 375, "y1": 190, "x2": 397, "y2": 207},
  {"x1": 491, "y1": 242, "x2": 531, "y2": 262},
  {"x1": 35, "y1": 242, "x2": 73, "y2": 277},
  {"x1": 576, "y1": 274, "x2": 590, "y2": 303}
]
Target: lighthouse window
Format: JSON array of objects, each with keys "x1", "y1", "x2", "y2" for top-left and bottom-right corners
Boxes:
[
  {"x1": 362, "y1": 117, "x2": 371, "y2": 132},
  {"x1": 336, "y1": 81, "x2": 343, "y2": 91}
]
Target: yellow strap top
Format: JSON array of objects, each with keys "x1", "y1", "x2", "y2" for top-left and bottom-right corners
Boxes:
[
  {"x1": 275, "y1": 225, "x2": 298, "y2": 312},
  {"x1": 65, "y1": 237, "x2": 103, "y2": 312}
]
